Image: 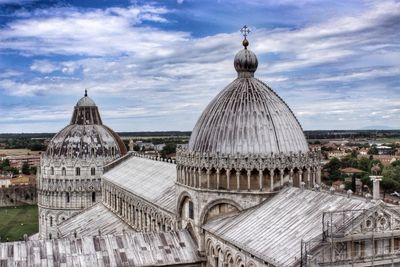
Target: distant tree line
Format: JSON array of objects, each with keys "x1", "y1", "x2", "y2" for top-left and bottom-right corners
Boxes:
[
  {"x1": 0, "y1": 138, "x2": 46, "y2": 151},
  {"x1": 305, "y1": 130, "x2": 400, "y2": 140}
]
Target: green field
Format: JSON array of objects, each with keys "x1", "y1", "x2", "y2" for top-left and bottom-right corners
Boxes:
[{"x1": 0, "y1": 205, "x2": 38, "y2": 241}]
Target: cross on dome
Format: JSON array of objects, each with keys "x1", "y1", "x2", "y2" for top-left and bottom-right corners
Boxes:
[
  {"x1": 240, "y1": 25, "x2": 251, "y2": 49},
  {"x1": 240, "y1": 25, "x2": 251, "y2": 38}
]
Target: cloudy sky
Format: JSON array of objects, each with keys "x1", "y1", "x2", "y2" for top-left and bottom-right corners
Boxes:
[{"x1": 0, "y1": 0, "x2": 399, "y2": 133}]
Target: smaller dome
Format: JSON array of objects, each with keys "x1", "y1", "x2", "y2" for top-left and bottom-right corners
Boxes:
[
  {"x1": 234, "y1": 48, "x2": 258, "y2": 77},
  {"x1": 76, "y1": 90, "x2": 96, "y2": 107},
  {"x1": 77, "y1": 96, "x2": 96, "y2": 107}
]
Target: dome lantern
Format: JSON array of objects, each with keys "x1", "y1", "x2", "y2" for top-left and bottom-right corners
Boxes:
[{"x1": 234, "y1": 25, "x2": 258, "y2": 78}]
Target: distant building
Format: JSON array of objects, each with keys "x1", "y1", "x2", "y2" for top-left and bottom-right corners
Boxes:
[
  {"x1": 309, "y1": 144, "x2": 321, "y2": 151},
  {"x1": 372, "y1": 155, "x2": 400, "y2": 166},
  {"x1": 376, "y1": 145, "x2": 393, "y2": 155},
  {"x1": 359, "y1": 147, "x2": 369, "y2": 155},
  {"x1": 10, "y1": 175, "x2": 34, "y2": 186},
  {"x1": 6, "y1": 155, "x2": 40, "y2": 169},
  {"x1": 155, "y1": 143, "x2": 166, "y2": 151},
  {"x1": 327, "y1": 149, "x2": 349, "y2": 159},
  {"x1": 0, "y1": 177, "x2": 11, "y2": 188},
  {"x1": 340, "y1": 167, "x2": 365, "y2": 176}
]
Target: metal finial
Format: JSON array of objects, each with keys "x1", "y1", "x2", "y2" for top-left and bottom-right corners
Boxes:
[
  {"x1": 240, "y1": 25, "x2": 251, "y2": 49},
  {"x1": 84, "y1": 89, "x2": 87, "y2": 97}
]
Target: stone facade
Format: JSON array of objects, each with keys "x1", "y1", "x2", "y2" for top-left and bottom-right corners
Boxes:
[
  {"x1": 205, "y1": 232, "x2": 269, "y2": 267},
  {"x1": 38, "y1": 157, "x2": 105, "y2": 239},
  {"x1": 102, "y1": 179, "x2": 177, "y2": 232}
]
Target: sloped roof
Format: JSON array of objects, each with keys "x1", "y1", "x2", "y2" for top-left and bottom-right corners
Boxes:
[
  {"x1": 103, "y1": 155, "x2": 177, "y2": 213},
  {"x1": 340, "y1": 167, "x2": 364, "y2": 174},
  {"x1": 58, "y1": 202, "x2": 134, "y2": 238},
  {"x1": 0, "y1": 230, "x2": 202, "y2": 266},
  {"x1": 203, "y1": 187, "x2": 376, "y2": 267}
]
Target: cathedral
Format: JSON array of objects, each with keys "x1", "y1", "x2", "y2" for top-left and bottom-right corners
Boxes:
[{"x1": 2, "y1": 34, "x2": 400, "y2": 267}]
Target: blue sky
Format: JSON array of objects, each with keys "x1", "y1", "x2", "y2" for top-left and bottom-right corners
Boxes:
[{"x1": 0, "y1": 0, "x2": 399, "y2": 133}]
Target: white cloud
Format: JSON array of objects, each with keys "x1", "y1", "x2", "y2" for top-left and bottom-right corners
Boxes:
[
  {"x1": 30, "y1": 60, "x2": 59, "y2": 73},
  {"x1": 0, "y1": 0, "x2": 399, "y2": 131},
  {"x1": 0, "y1": 69, "x2": 22, "y2": 78},
  {"x1": 0, "y1": 5, "x2": 186, "y2": 57}
]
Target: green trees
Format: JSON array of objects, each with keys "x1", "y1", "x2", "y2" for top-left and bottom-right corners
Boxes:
[
  {"x1": 0, "y1": 159, "x2": 19, "y2": 175},
  {"x1": 368, "y1": 145, "x2": 379, "y2": 155},
  {"x1": 160, "y1": 143, "x2": 176, "y2": 158},
  {"x1": 21, "y1": 162, "x2": 30, "y2": 175},
  {"x1": 323, "y1": 154, "x2": 385, "y2": 191},
  {"x1": 382, "y1": 162, "x2": 400, "y2": 197},
  {"x1": 0, "y1": 159, "x2": 10, "y2": 170},
  {"x1": 324, "y1": 157, "x2": 342, "y2": 181}
]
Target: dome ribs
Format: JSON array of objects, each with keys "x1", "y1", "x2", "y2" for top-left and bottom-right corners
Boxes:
[{"x1": 187, "y1": 48, "x2": 309, "y2": 157}]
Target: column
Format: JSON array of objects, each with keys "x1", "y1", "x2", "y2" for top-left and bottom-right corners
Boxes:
[
  {"x1": 135, "y1": 209, "x2": 139, "y2": 229},
  {"x1": 194, "y1": 168, "x2": 198, "y2": 188},
  {"x1": 184, "y1": 167, "x2": 187, "y2": 185},
  {"x1": 280, "y1": 169, "x2": 284, "y2": 186},
  {"x1": 207, "y1": 169, "x2": 210, "y2": 189},
  {"x1": 227, "y1": 170, "x2": 230, "y2": 190},
  {"x1": 236, "y1": 172, "x2": 240, "y2": 191},
  {"x1": 312, "y1": 169, "x2": 316, "y2": 186},
  {"x1": 259, "y1": 169, "x2": 263, "y2": 191},
  {"x1": 216, "y1": 169, "x2": 220, "y2": 189},
  {"x1": 289, "y1": 169, "x2": 294, "y2": 185},
  {"x1": 307, "y1": 168, "x2": 311, "y2": 188},
  {"x1": 247, "y1": 170, "x2": 251, "y2": 191},
  {"x1": 198, "y1": 169, "x2": 202, "y2": 188},
  {"x1": 270, "y1": 171, "x2": 274, "y2": 192},
  {"x1": 316, "y1": 166, "x2": 321, "y2": 184},
  {"x1": 299, "y1": 170, "x2": 303, "y2": 183}
]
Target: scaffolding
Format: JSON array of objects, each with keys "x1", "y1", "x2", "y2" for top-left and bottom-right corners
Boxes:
[{"x1": 301, "y1": 206, "x2": 400, "y2": 266}]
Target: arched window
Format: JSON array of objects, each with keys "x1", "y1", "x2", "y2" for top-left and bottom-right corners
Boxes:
[
  {"x1": 66, "y1": 192, "x2": 70, "y2": 203},
  {"x1": 92, "y1": 192, "x2": 96, "y2": 202},
  {"x1": 61, "y1": 167, "x2": 66, "y2": 176},
  {"x1": 50, "y1": 167, "x2": 54, "y2": 175},
  {"x1": 91, "y1": 167, "x2": 96, "y2": 176},
  {"x1": 76, "y1": 167, "x2": 80, "y2": 176},
  {"x1": 189, "y1": 201, "x2": 194, "y2": 219},
  {"x1": 49, "y1": 233, "x2": 52, "y2": 239},
  {"x1": 50, "y1": 216, "x2": 53, "y2": 227},
  {"x1": 111, "y1": 147, "x2": 115, "y2": 156}
]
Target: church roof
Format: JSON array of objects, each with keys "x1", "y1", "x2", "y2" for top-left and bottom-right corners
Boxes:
[
  {"x1": 203, "y1": 187, "x2": 376, "y2": 267},
  {"x1": 103, "y1": 154, "x2": 177, "y2": 213},
  {"x1": 58, "y1": 202, "x2": 134, "y2": 238},
  {"x1": 188, "y1": 41, "x2": 308, "y2": 156},
  {"x1": 45, "y1": 91, "x2": 127, "y2": 159},
  {"x1": 0, "y1": 230, "x2": 202, "y2": 266}
]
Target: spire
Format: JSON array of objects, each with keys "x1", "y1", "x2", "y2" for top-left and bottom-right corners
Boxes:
[
  {"x1": 240, "y1": 25, "x2": 251, "y2": 49},
  {"x1": 84, "y1": 89, "x2": 88, "y2": 97}
]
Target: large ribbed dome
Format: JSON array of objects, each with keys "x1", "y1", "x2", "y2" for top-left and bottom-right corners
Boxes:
[
  {"x1": 46, "y1": 92, "x2": 127, "y2": 158},
  {"x1": 188, "y1": 44, "x2": 309, "y2": 156}
]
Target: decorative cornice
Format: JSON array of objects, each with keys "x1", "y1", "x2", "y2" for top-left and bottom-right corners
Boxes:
[{"x1": 176, "y1": 146, "x2": 321, "y2": 170}]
